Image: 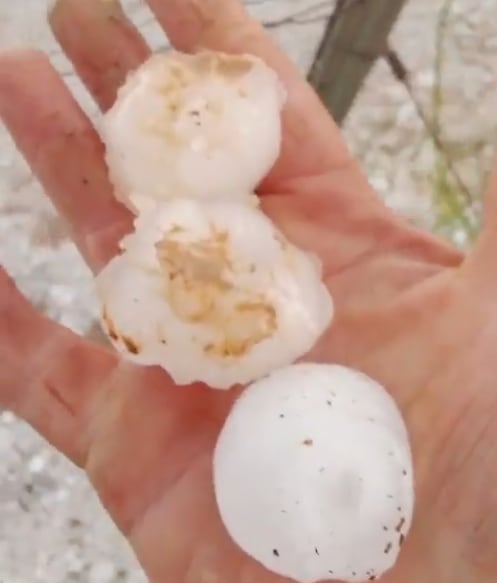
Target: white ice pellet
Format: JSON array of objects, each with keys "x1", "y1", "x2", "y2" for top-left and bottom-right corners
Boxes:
[
  {"x1": 95, "y1": 199, "x2": 333, "y2": 389},
  {"x1": 213, "y1": 363, "x2": 414, "y2": 582},
  {"x1": 101, "y1": 50, "x2": 286, "y2": 213}
]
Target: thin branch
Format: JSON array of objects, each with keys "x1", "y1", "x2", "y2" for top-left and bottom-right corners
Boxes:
[
  {"x1": 307, "y1": 0, "x2": 350, "y2": 84},
  {"x1": 308, "y1": 0, "x2": 409, "y2": 124},
  {"x1": 432, "y1": 0, "x2": 457, "y2": 139},
  {"x1": 384, "y1": 47, "x2": 477, "y2": 231},
  {"x1": 263, "y1": 1, "x2": 331, "y2": 29}
]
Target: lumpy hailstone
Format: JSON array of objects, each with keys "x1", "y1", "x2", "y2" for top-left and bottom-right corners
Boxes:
[
  {"x1": 213, "y1": 364, "x2": 414, "y2": 582},
  {"x1": 96, "y1": 199, "x2": 333, "y2": 389},
  {"x1": 101, "y1": 50, "x2": 285, "y2": 212}
]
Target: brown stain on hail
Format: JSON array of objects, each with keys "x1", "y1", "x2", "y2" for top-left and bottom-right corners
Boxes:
[
  {"x1": 145, "y1": 51, "x2": 254, "y2": 148},
  {"x1": 102, "y1": 307, "x2": 119, "y2": 341},
  {"x1": 215, "y1": 54, "x2": 253, "y2": 78},
  {"x1": 302, "y1": 438, "x2": 314, "y2": 446},
  {"x1": 122, "y1": 335, "x2": 140, "y2": 355},
  {"x1": 102, "y1": 308, "x2": 140, "y2": 354},
  {"x1": 169, "y1": 224, "x2": 185, "y2": 234},
  {"x1": 193, "y1": 51, "x2": 254, "y2": 78},
  {"x1": 143, "y1": 56, "x2": 195, "y2": 146},
  {"x1": 203, "y1": 301, "x2": 276, "y2": 357},
  {"x1": 156, "y1": 228, "x2": 277, "y2": 358}
]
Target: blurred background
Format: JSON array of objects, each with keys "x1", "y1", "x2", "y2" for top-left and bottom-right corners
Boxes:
[{"x1": 0, "y1": 1, "x2": 496, "y2": 581}]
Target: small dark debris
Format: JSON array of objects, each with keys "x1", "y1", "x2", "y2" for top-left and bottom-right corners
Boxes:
[
  {"x1": 368, "y1": 576, "x2": 377, "y2": 581},
  {"x1": 161, "y1": 339, "x2": 167, "y2": 344},
  {"x1": 23, "y1": 483, "x2": 34, "y2": 494},
  {"x1": 328, "y1": 571, "x2": 334, "y2": 576},
  {"x1": 382, "y1": 525, "x2": 388, "y2": 531},
  {"x1": 273, "y1": 549, "x2": 280, "y2": 557},
  {"x1": 352, "y1": 571, "x2": 356, "y2": 576},
  {"x1": 319, "y1": 466, "x2": 325, "y2": 473},
  {"x1": 326, "y1": 400, "x2": 332, "y2": 406},
  {"x1": 397, "y1": 506, "x2": 402, "y2": 512},
  {"x1": 395, "y1": 517, "x2": 405, "y2": 532},
  {"x1": 279, "y1": 413, "x2": 285, "y2": 418},
  {"x1": 384, "y1": 542, "x2": 392, "y2": 554},
  {"x1": 387, "y1": 494, "x2": 394, "y2": 499},
  {"x1": 82, "y1": 177, "x2": 89, "y2": 186},
  {"x1": 314, "y1": 547, "x2": 319, "y2": 556},
  {"x1": 303, "y1": 438, "x2": 314, "y2": 446},
  {"x1": 399, "y1": 533, "x2": 405, "y2": 547},
  {"x1": 402, "y1": 469, "x2": 407, "y2": 476}
]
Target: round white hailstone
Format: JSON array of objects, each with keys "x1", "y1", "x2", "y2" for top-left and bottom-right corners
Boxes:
[
  {"x1": 101, "y1": 50, "x2": 286, "y2": 212},
  {"x1": 213, "y1": 363, "x2": 414, "y2": 583},
  {"x1": 95, "y1": 199, "x2": 333, "y2": 389}
]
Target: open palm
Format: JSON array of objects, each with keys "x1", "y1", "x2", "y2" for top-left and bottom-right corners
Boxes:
[{"x1": 1, "y1": 1, "x2": 497, "y2": 582}]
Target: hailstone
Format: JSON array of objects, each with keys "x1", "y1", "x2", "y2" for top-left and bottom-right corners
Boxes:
[
  {"x1": 96, "y1": 199, "x2": 333, "y2": 389},
  {"x1": 101, "y1": 50, "x2": 286, "y2": 213},
  {"x1": 213, "y1": 363, "x2": 414, "y2": 582}
]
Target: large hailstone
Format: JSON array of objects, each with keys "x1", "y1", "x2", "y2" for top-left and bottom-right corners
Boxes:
[
  {"x1": 95, "y1": 199, "x2": 333, "y2": 389},
  {"x1": 101, "y1": 50, "x2": 286, "y2": 212},
  {"x1": 213, "y1": 364, "x2": 414, "y2": 582}
]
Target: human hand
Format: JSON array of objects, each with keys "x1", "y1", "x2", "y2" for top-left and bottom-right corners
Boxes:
[{"x1": 1, "y1": 1, "x2": 497, "y2": 582}]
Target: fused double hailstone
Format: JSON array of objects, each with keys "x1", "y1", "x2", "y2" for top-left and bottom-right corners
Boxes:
[{"x1": 96, "y1": 50, "x2": 414, "y2": 583}]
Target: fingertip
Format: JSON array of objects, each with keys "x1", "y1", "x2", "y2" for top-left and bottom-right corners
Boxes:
[
  {"x1": 49, "y1": 0, "x2": 150, "y2": 111},
  {"x1": 49, "y1": 0, "x2": 122, "y2": 25}
]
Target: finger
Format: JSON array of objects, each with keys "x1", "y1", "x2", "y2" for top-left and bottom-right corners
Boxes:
[
  {"x1": 145, "y1": 0, "x2": 372, "y2": 193},
  {"x1": 0, "y1": 268, "x2": 118, "y2": 466},
  {"x1": 0, "y1": 49, "x2": 132, "y2": 271},
  {"x1": 49, "y1": 0, "x2": 150, "y2": 112}
]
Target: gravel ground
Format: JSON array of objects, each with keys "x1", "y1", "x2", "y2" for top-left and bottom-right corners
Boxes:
[{"x1": 0, "y1": 1, "x2": 496, "y2": 582}]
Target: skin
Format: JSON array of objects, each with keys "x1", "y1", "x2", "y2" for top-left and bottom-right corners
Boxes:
[{"x1": 1, "y1": 0, "x2": 497, "y2": 581}]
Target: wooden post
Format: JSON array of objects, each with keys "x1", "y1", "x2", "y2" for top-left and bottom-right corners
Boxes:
[{"x1": 308, "y1": 0, "x2": 409, "y2": 125}]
